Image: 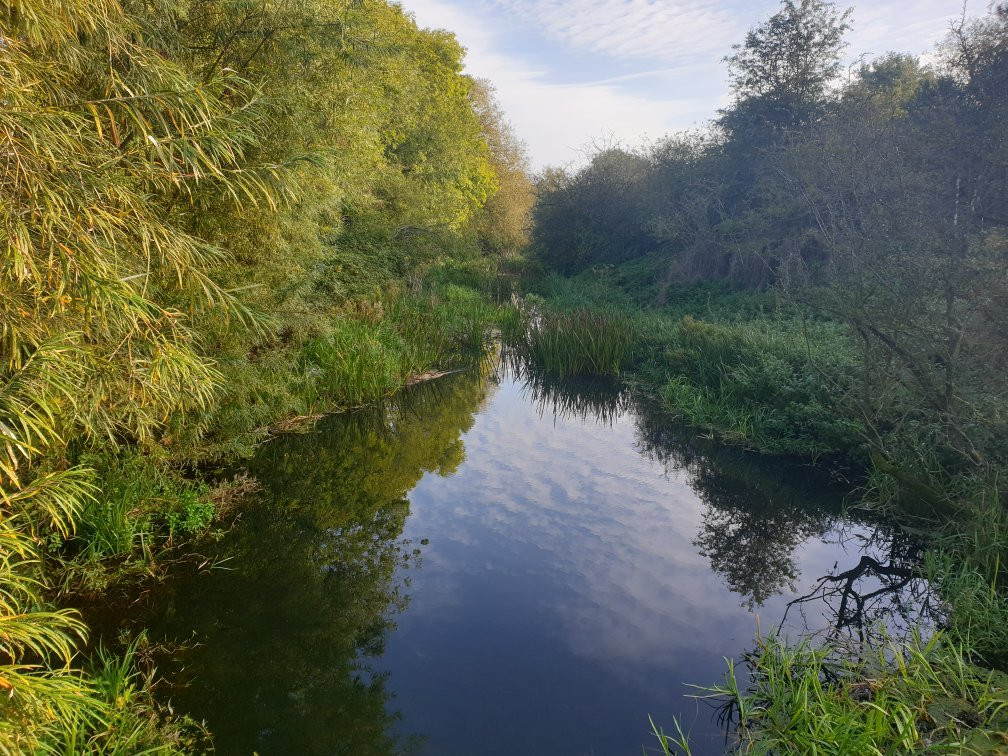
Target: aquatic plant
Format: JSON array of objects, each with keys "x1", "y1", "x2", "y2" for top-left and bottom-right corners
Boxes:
[
  {"x1": 510, "y1": 306, "x2": 637, "y2": 377},
  {"x1": 702, "y1": 632, "x2": 1008, "y2": 754}
]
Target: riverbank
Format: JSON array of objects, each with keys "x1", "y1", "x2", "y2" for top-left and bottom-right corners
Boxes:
[
  {"x1": 508, "y1": 260, "x2": 1008, "y2": 753},
  {"x1": 2, "y1": 0, "x2": 539, "y2": 747},
  {"x1": 23, "y1": 262, "x2": 510, "y2": 753}
]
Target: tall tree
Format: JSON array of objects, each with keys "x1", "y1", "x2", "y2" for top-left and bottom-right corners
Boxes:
[
  {"x1": 721, "y1": 0, "x2": 852, "y2": 142},
  {"x1": 469, "y1": 79, "x2": 535, "y2": 255}
]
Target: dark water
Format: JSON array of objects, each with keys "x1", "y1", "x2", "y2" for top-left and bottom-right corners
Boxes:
[{"x1": 148, "y1": 361, "x2": 928, "y2": 755}]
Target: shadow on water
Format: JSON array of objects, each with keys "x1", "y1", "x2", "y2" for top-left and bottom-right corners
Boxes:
[
  {"x1": 777, "y1": 525, "x2": 934, "y2": 645},
  {"x1": 135, "y1": 356, "x2": 935, "y2": 754}
]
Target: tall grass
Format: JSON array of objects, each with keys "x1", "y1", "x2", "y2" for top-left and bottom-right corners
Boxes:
[
  {"x1": 75, "y1": 453, "x2": 215, "y2": 561},
  {"x1": 301, "y1": 284, "x2": 498, "y2": 408},
  {"x1": 46, "y1": 636, "x2": 205, "y2": 754},
  {"x1": 509, "y1": 305, "x2": 637, "y2": 377},
  {"x1": 701, "y1": 632, "x2": 1008, "y2": 754},
  {"x1": 653, "y1": 315, "x2": 864, "y2": 459},
  {"x1": 302, "y1": 318, "x2": 407, "y2": 407}
]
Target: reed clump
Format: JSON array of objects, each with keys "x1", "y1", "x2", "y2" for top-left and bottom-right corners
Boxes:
[
  {"x1": 511, "y1": 306, "x2": 637, "y2": 377},
  {"x1": 695, "y1": 632, "x2": 1008, "y2": 754},
  {"x1": 301, "y1": 285, "x2": 499, "y2": 408}
]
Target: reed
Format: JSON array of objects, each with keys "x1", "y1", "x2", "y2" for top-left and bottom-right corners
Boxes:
[
  {"x1": 701, "y1": 632, "x2": 1008, "y2": 753},
  {"x1": 511, "y1": 306, "x2": 637, "y2": 377},
  {"x1": 301, "y1": 285, "x2": 498, "y2": 408}
]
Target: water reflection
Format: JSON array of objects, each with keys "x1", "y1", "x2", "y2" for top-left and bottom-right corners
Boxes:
[
  {"x1": 152, "y1": 372, "x2": 492, "y2": 755},
  {"x1": 779, "y1": 526, "x2": 932, "y2": 645},
  {"x1": 500, "y1": 348, "x2": 630, "y2": 425},
  {"x1": 635, "y1": 401, "x2": 932, "y2": 638},
  {"x1": 150, "y1": 361, "x2": 931, "y2": 755}
]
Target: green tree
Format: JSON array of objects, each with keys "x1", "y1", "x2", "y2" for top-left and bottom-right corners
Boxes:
[
  {"x1": 721, "y1": 0, "x2": 852, "y2": 142},
  {"x1": 531, "y1": 147, "x2": 653, "y2": 273},
  {"x1": 779, "y1": 8, "x2": 1008, "y2": 495},
  {"x1": 0, "y1": 0, "x2": 279, "y2": 747},
  {"x1": 469, "y1": 79, "x2": 535, "y2": 254}
]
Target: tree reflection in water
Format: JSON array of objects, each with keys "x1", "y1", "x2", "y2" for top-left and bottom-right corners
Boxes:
[
  {"x1": 778, "y1": 526, "x2": 935, "y2": 645},
  {"x1": 633, "y1": 402, "x2": 839, "y2": 609},
  {"x1": 632, "y1": 399, "x2": 935, "y2": 638},
  {"x1": 152, "y1": 370, "x2": 493, "y2": 756}
]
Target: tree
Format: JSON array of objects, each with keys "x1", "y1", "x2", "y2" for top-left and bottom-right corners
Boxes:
[
  {"x1": 531, "y1": 147, "x2": 653, "y2": 273},
  {"x1": 778, "y1": 9, "x2": 1008, "y2": 493},
  {"x1": 722, "y1": 0, "x2": 852, "y2": 141},
  {"x1": 1, "y1": 0, "x2": 280, "y2": 746},
  {"x1": 469, "y1": 79, "x2": 535, "y2": 255}
]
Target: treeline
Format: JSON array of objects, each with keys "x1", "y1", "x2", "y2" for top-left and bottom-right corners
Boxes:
[
  {"x1": 532, "y1": 0, "x2": 1008, "y2": 504},
  {"x1": 0, "y1": 0, "x2": 530, "y2": 749},
  {"x1": 534, "y1": 2, "x2": 1006, "y2": 286}
]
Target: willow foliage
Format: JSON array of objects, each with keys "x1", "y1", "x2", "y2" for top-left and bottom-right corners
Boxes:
[
  {"x1": 0, "y1": 0, "x2": 528, "y2": 747},
  {"x1": 0, "y1": 0, "x2": 284, "y2": 747}
]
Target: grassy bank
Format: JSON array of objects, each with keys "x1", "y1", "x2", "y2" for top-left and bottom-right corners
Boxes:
[
  {"x1": 508, "y1": 265, "x2": 1008, "y2": 753},
  {"x1": 511, "y1": 266, "x2": 865, "y2": 463}
]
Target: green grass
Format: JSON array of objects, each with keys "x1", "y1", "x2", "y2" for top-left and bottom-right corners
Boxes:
[
  {"x1": 301, "y1": 283, "x2": 499, "y2": 408},
  {"x1": 46, "y1": 636, "x2": 207, "y2": 754},
  {"x1": 652, "y1": 315, "x2": 865, "y2": 459},
  {"x1": 301, "y1": 318, "x2": 408, "y2": 407},
  {"x1": 507, "y1": 303, "x2": 637, "y2": 377},
  {"x1": 521, "y1": 256, "x2": 783, "y2": 319},
  {"x1": 697, "y1": 632, "x2": 1008, "y2": 754},
  {"x1": 73, "y1": 452, "x2": 215, "y2": 561},
  {"x1": 507, "y1": 288, "x2": 864, "y2": 460}
]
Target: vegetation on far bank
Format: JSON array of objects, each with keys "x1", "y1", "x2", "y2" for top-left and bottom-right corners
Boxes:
[{"x1": 515, "y1": 1, "x2": 1008, "y2": 751}]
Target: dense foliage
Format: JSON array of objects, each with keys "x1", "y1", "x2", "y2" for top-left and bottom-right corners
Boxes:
[{"x1": 0, "y1": 0, "x2": 530, "y2": 748}]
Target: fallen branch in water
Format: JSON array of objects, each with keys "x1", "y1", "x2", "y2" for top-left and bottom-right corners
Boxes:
[{"x1": 405, "y1": 368, "x2": 467, "y2": 386}]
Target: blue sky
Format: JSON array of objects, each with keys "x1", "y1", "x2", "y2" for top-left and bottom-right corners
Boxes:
[{"x1": 399, "y1": 0, "x2": 982, "y2": 168}]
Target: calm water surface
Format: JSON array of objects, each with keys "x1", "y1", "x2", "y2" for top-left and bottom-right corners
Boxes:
[{"x1": 149, "y1": 362, "x2": 925, "y2": 755}]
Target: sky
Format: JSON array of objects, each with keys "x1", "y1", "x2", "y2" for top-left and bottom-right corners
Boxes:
[{"x1": 399, "y1": 0, "x2": 984, "y2": 169}]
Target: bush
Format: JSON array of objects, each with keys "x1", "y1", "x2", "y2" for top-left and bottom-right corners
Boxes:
[
  {"x1": 655, "y1": 316, "x2": 864, "y2": 459},
  {"x1": 75, "y1": 453, "x2": 214, "y2": 559}
]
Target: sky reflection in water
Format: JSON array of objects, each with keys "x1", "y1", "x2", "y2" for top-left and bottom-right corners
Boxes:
[{"x1": 151, "y1": 364, "x2": 927, "y2": 755}]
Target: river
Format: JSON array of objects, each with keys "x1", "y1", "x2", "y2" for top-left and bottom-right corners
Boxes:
[{"x1": 144, "y1": 357, "x2": 928, "y2": 754}]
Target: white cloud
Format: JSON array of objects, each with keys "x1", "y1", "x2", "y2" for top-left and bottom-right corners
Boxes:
[
  {"x1": 401, "y1": 0, "x2": 985, "y2": 169},
  {"x1": 485, "y1": 0, "x2": 746, "y2": 64},
  {"x1": 404, "y1": 0, "x2": 717, "y2": 168}
]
